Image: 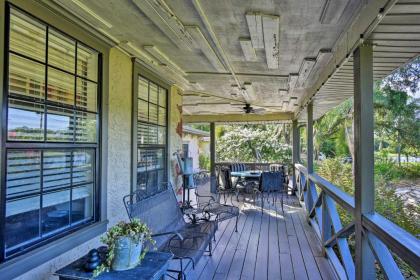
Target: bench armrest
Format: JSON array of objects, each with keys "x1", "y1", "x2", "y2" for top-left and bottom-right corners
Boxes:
[{"x1": 152, "y1": 231, "x2": 184, "y2": 241}]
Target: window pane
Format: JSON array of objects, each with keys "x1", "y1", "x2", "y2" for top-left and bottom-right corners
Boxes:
[
  {"x1": 76, "y1": 78, "x2": 97, "y2": 112},
  {"x1": 5, "y1": 195, "x2": 41, "y2": 254},
  {"x1": 48, "y1": 29, "x2": 75, "y2": 73},
  {"x1": 157, "y1": 170, "x2": 166, "y2": 192},
  {"x1": 138, "y1": 77, "x2": 148, "y2": 100},
  {"x1": 71, "y1": 184, "x2": 93, "y2": 224},
  {"x1": 47, "y1": 68, "x2": 75, "y2": 106},
  {"x1": 8, "y1": 99, "x2": 44, "y2": 141},
  {"x1": 148, "y1": 125, "x2": 157, "y2": 144},
  {"x1": 77, "y1": 44, "x2": 98, "y2": 82},
  {"x1": 43, "y1": 151, "x2": 72, "y2": 191},
  {"x1": 46, "y1": 106, "x2": 74, "y2": 142},
  {"x1": 146, "y1": 170, "x2": 158, "y2": 196},
  {"x1": 158, "y1": 107, "x2": 166, "y2": 126},
  {"x1": 138, "y1": 99, "x2": 148, "y2": 121},
  {"x1": 149, "y1": 104, "x2": 158, "y2": 124},
  {"x1": 6, "y1": 150, "x2": 41, "y2": 198},
  {"x1": 159, "y1": 87, "x2": 166, "y2": 107},
  {"x1": 73, "y1": 150, "x2": 94, "y2": 185},
  {"x1": 158, "y1": 126, "x2": 166, "y2": 145},
  {"x1": 9, "y1": 8, "x2": 46, "y2": 62},
  {"x1": 42, "y1": 189, "x2": 70, "y2": 235},
  {"x1": 149, "y1": 83, "x2": 158, "y2": 104},
  {"x1": 9, "y1": 54, "x2": 45, "y2": 101},
  {"x1": 75, "y1": 111, "x2": 97, "y2": 142},
  {"x1": 138, "y1": 122, "x2": 149, "y2": 145},
  {"x1": 136, "y1": 172, "x2": 147, "y2": 193}
]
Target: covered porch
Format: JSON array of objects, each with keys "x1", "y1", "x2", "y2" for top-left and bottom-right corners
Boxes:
[{"x1": 0, "y1": 0, "x2": 418, "y2": 279}]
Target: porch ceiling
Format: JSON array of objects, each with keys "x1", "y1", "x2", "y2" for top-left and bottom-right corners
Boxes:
[
  {"x1": 299, "y1": 0, "x2": 420, "y2": 120},
  {"x1": 47, "y1": 0, "x2": 420, "y2": 120}
]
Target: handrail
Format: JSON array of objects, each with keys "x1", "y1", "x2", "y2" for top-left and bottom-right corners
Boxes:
[
  {"x1": 294, "y1": 163, "x2": 420, "y2": 279},
  {"x1": 363, "y1": 213, "x2": 420, "y2": 274}
]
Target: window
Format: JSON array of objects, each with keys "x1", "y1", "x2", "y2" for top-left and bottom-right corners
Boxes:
[
  {"x1": 135, "y1": 76, "x2": 168, "y2": 197},
  {"x1": 2, "y1": 7, "x2": 101, "y2": 260}
]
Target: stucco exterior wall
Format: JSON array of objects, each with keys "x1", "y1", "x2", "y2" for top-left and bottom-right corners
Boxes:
[
  {"x1": 15, "y1": 48, "x2": 132, "y2": 280},
  {"x1": 183, "y1": 134, "x2": 200, "y2": 171}
]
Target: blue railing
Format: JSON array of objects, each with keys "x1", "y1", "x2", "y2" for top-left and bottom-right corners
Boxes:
[{"x1": 294, "y1": 164, "x2": 420, "y2": 280}]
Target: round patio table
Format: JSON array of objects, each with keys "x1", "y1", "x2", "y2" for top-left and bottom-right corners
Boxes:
[{"x1": 230, "y1": 170, "x2": 262, "y2": 179}]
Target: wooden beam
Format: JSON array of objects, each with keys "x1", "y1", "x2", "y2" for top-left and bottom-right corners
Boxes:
[
  {"x1": 353, "y1": 43, "x2": 375, "y2": 280},
  {"x1": 183, "y1": 112, "x2": 293, "y2": 123}
]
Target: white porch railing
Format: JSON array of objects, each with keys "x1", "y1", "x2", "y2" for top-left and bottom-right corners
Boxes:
[{"x1": 294, "y1": 164, "x2": 420, "y2": 280}]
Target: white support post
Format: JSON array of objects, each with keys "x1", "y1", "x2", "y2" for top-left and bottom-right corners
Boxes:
[
  {"x1": 353, "y1": 43, "x2": 375, "y2": 280},
  {"x1": 307, "y1": 103, "x2": 314, "y2": 174},
  {"x1": 306, "y1": 102, "x2": 314, "y2": 212},
  {"x1": 292, "y1": 120, "x2": 299, "y2": 194},
  {"x1": 210, "y1": 122, "x2": 217, "y2": 194}
]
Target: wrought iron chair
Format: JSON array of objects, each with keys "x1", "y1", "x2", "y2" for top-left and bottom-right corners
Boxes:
[
  {"x1": 123, "y1": 183, "x2": 217, "y2": 280},
  {"x1": 259, "y1": 171, "x2": 287, "y2": 211},
  {"x1": 193, "y1": 173, "x2": 240, "y2": 232}
]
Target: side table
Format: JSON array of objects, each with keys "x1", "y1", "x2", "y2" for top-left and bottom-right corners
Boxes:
[{"x1": 54, "y1": 247, "x2": 173, "y2": 280}]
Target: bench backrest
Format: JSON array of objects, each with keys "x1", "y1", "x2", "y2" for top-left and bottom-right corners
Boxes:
[{"x1": 123, "y1": 185, "x2": 185, "y2": 248}]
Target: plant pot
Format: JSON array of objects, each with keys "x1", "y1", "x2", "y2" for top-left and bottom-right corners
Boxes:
[{"x1": 111, "y1": 235, "x2": 144, "y2": 271}]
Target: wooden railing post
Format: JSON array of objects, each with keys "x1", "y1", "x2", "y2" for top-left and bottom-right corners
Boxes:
[
  {"x1": 210, "y1": 122, "x2": 217, "y2": 194},
  {"x1": 306, "y1": 102, "x2": 314, "y2": 213},
  {"x1": 292, "y1": 119, "x2": 299, "y2": 194},
  {"x1": 354, "y1": 42, "x2": 375, "y2": 280}
]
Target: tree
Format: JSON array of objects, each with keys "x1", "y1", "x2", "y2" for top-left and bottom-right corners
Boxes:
[
  {"x1": 374, "y1": 86, "x2": 420, "y2": 165},
  {"x1": 216, "y1": 124, "x2": 292, "y2": 165}
]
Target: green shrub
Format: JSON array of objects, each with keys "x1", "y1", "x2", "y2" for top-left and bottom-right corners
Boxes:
[{"x1": 199, "y1": 154, "x2": 210, "y2": 170}]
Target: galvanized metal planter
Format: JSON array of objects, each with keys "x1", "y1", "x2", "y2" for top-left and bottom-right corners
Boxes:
[{"x1": 111, "y1": 235, "x2": 144, "y2": 271}]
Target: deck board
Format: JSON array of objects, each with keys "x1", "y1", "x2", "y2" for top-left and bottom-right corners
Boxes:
[{"x1": 167, "y1": 189, "x2": 336, "y2": 280}]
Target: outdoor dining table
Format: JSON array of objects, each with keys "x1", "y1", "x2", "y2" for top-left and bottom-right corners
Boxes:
[{"x1": 230, "y1": 170, "x2": 262, "y2": 180}]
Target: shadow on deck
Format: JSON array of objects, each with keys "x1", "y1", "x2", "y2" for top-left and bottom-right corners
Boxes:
[{"x1": 168, "y1": 184, "x2": 337, "y2": 280}]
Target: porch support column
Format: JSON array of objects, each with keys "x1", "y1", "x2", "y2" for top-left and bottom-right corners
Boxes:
[
  {"x1": 210, "y1": 122, "x2": 217, "y2": 194},
  {"x1": 306, "y1": 102, "x2": 314, "y2": 174},
  {"x1": 292, "y1": 119, "x2": 299, "y2": 194},
  {"x1": 353, "y1": 43, "x2": 375, "y2": 280}
]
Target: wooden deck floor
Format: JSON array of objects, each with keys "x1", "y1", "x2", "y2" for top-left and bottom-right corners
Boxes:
[{"x1": 168, "y1": 191, "x2": 337, "y2": 280}]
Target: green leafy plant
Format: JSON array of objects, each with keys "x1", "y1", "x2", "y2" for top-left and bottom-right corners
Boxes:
[{"x1": 93, "y1": 219, "x2": 155, "y2": 276}]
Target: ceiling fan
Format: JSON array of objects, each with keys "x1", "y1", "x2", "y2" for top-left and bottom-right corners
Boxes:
[{"x1": 242, "y1": 103, "x2": 266, "y2": 114}]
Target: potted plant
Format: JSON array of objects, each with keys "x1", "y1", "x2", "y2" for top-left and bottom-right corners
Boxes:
[{"x1": 94, "y1": 219, "x2": 155, "y2": 276}]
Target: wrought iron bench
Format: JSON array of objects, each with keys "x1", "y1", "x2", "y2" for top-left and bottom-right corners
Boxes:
[{"x1": 123, "y1": 184, "x2": 217, "y2": 280}]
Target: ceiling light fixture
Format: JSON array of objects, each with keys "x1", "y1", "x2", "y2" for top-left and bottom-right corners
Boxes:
[
  {"x1": 186, "y1": 25, "x2": 226, "y2": 72},
  {"x1": 245, "y1": 12, "x2": 264, "y2": 49},
  {"x1": 144, "y1": 45, "x2": 186, "y2": 76},
  {"x1": 239, "y1": 38, "x2": 257, "y2": 62},
  {"x1": 71, "y1": 0, "x2": 113, "y2": 28},
  {"x1": 262, "y1": 15, "x2": 280, "y2": 69},
  {"x1": 132, "y1": 0, "x2": 194, "y2": 50},
  {"x1": 288, "y1": 73, "x2": 299, "y2": 91},
  {"x1": 297, "y1": 58, "x2": 316, "y2": 88}
]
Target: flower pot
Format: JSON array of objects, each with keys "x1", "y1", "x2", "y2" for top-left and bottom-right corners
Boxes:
[{"x1": 111, "y1": 235, "x2": 144, "y2": 271}]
